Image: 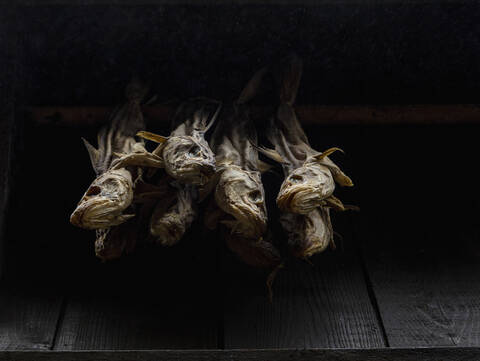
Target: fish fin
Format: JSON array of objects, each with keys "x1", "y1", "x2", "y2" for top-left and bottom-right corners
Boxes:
[
  {"x1": 204, "y1": 102, "x2": 222, "y2": 133},
  {"x1": 253, "y1": 144, "x2": 287, "y2": 164},
  {"x1": 313, "y1": 147, "x2": 344, "y2": 161},
  {"x1": 257, "y1": 159, "x2": 274, "y2": 173},
  {"x1": 237, "y1": 67, "x2": 268, "y2": 104},
  {"x1": 82, "y1": 137, "x2": 101, "y2": 174},
  {"x1": 324, "y1": 195, "x2": 346, "y2": 212},
  {"x1": 136, "y1": 131, "x2": 168, "y2": 144},
  {"x1": 274, "y1": 53, "x2": 303, "y2": 106},
  {"x1": 344, "y1": 204, "x2": 361, "y2": 212}
]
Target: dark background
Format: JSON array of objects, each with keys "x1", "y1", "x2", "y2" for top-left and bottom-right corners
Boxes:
[{"x1": 14, "y1": 3, "x2": 480, "y2": 106}]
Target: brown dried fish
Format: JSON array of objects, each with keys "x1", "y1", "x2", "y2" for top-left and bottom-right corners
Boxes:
[
  {"x1": 209, "y1": 69, "x2": 280, "y2": 268},
  {"x1": 258, "y1": 55, "x2": 352, "y2": 215},
  {"x1": 70, "y1": 78, "x2": 149, "y2": 229},
  {"x1": 136, "y1": 100, "x2": 221, "y2": 246},
  {"x1": 70, "y1": 79, "x2": 153, "y2": 260},
  {"x1": 258, "y1": 55, "x2": 353, "y2": 258}
]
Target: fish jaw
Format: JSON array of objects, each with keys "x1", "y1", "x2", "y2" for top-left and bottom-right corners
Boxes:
[
  {"x1": 277, "y1": 163, "x2": 335, "y2": 214},
  {"x1": 163, "y1": 136, "x2": 216, "y2": 186},
  {"x1": 70, "y1": 168, "x2": 134, "y2": 229},
  {"x1": 214, "y1": 166, "x2": 267, "y2": 240},
  {"x1": 280, "y1": 208, "x2": 333, "y2": 259}
]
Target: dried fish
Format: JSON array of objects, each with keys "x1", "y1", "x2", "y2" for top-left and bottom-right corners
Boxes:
[
  {"x1": 70, "y1": 78, "x2": 152, "y2": 260},
  {"x1": 210, "y1": 69, "x2": 280, "y2": 268},
  {"x1": 133, "y1": 100, "x2": 221, "y2": 246},
  {"x1": 70, "y1": 78, "x2": 149, "y2": 229},
  {"x1": 258, "y1": 55, "x2": 352, "y2": 258},
  {"x1": 258, "y1": 55, "x2": 352, "y2": 215}
]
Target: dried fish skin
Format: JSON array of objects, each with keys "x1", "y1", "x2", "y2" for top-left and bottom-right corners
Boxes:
[
  {"x1": 214, "y1": 165, "x2": 267, "y2": 240},
  {"x1": 70, "y1": 168, "x2": 134, "y2": 229},
  {"x1": 110, "y1": 142, "x2": 164, "y2": 170},
  {"x1": 280, "y1": 207, "x2": 333, "y2": 259},
  {"x1": 150, "y1": 185, "x2": 197, "y2": 246},
  {"x1": 277, "y1": 162, "x2": 335, "y2": 214},
  {"x1": 162, "y1": 135, "x2": 216, "y2": 186}
]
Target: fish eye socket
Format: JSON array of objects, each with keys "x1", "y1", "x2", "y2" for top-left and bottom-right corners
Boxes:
[
  {"x1": 249, "y1": 190, "x2": 262, "y2": 202},
  {"x1": 290, "y1": 174, "x2": 303, "y2": 183},
  {"x1": 86, "y1": 185, "x2": 101, "y2": 196},
  {"x1": 189, "y1": 145, "x2": 201, "y2": 155}
]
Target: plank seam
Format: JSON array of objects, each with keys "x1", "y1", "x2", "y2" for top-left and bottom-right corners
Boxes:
[
  {"x1": 50, "y1": 295, "x2": 68, "y2": 350},
  {"x1": 357, "y1": 248, "x2": 390, "y2": 347}
]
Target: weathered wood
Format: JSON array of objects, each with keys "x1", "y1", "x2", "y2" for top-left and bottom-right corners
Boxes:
[
  {"x1": 358, "y1": 125, "x2": 480, "y2": 347},
  {"x1": 54, "y1": 230, "x2": 219, "y2": 350},
  {"x1": 3, "y1": 347, "x2": 480, "y2": 361},
  {"x1": 362, "y1": 225, "x2": 480, "y2": 347},
  {"x1": 223, "y1": 214, "x2": 385, "y2": 349},
  {"x1": 28, "y1": 104, "x2": 480, "y2": 127},
  {"x1": 0, "y1": 282, "x2": 64, "y2": 350}
]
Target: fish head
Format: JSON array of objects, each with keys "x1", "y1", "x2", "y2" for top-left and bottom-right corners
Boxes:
[
  {"x1": 70, "y1": 168, "x2": 134, "y2": 229},
  {"x1": 277, "y1": 162, "x2": 335, "y2": 214},
  {"x1": 215, "y1": 166, "x2": 267, "y2": 239},
  {"x1": 163, "y1": 135, "x2": 216, "y2": 186}
]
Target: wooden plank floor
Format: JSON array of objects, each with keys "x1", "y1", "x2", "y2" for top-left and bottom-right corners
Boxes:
[
  {"x1": 223, "y1": 215, "x2": 385, "y2": 349},
  {"x1": 3, "y1": 125, "x2": 480, "y2": 351}
]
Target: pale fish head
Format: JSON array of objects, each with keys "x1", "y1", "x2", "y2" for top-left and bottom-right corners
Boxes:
[
  {"x1": 214, "y1": 165, "x2": 267, "y2": 240},
  {"x1": 163, "y1": 135, "x2": 216, "y2": 186},
  {"x1": 277, "y1": 162, "x2": 335, "y2": 214},
  {"x1": 70, "y1": 168, "x2": 134, "y2": 229}
]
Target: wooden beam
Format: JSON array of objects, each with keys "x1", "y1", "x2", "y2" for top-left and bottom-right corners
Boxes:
[{"x1": 28, "y1": 104, "x2": 480, "y2": 127}]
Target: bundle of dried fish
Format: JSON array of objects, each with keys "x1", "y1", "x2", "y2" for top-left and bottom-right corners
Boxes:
[
  {"x1": 258, "y1": 55, "x2": 353, "y2": 258},
  {"x1": 209, "y1": 70, "x2": 280, "y2": 268},
  {"x1": 138, "y1": 99, "x2": 221, "y2": 246},
  {"x1": 70, "y1": 79, "x2": 153, "y2": 260}
]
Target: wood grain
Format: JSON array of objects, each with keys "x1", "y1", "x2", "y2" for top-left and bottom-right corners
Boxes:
[
  {"x1": 54, "y1": 229, "x2": 219, "y2": 350},
  {"x1": 362, "y1": 225, "x2": 480, "y2": 347},
  {"x1": 0, "y1": 282, "x2": 64, "y2": 350},
  {"x1": 357, "y1": 125, "x2": 480, "y2": 347},
  {"x1": 223, "y1": 215, "x2": 385, "y2": 349}
]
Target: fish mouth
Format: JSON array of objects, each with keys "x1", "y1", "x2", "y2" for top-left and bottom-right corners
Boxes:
[
  {"x1": 279, "y1": 208, "x2": 332, "y2": 258},
  {"x1": 70, "y1": 196, "x2": 134, "y2": 229},
  {"x1": 70, "y1": 169, "x2": 134, "y2": 229},
  {"x1": 166, "y1": 159, "x2": 216, "y2": 186},
  {"x1": 277, "y1": 185, "x2": 318, "y2": 214},
  {"x1": 277, "y1": 183, "x2": 334, "y2": 214},
  {"x1": 227, "y1": 201, "x2": 267, "y2": 238}
]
